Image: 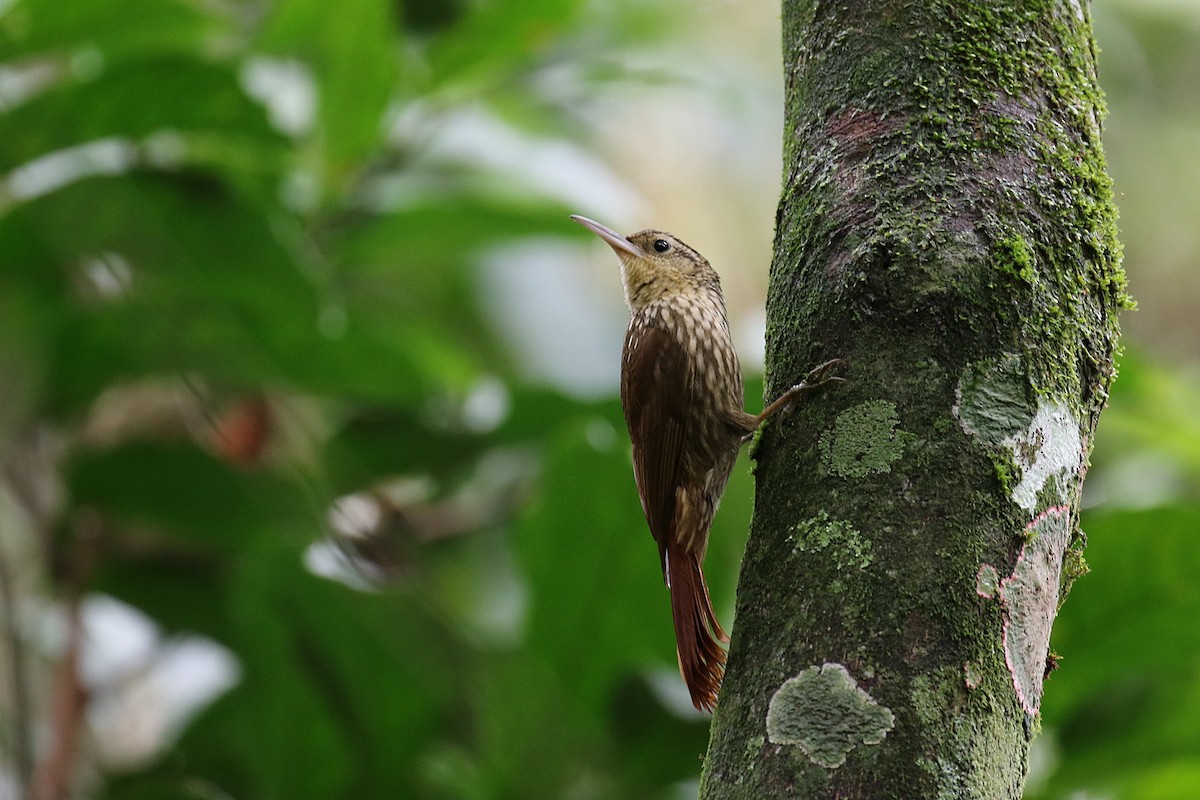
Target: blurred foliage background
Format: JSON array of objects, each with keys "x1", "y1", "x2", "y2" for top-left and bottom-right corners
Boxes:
[{"x1": 0, "y1": 0, "x2": 1196, "y2": 798}]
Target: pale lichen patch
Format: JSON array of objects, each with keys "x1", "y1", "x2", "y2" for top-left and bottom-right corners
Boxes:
[
  {"x1": 954, "y1": 358, "x2": 1083, "y2": 511},
  {"x1": 766, "y1": 663, "x2": 895, "y2": 769},
  {"x1": 820, "y1": 400, "x2": 914, "y2": 479},
  {"x1": 1004, "y1": 404, "x2": 1082, "y2": 511},
  {"x1": 975, "y1": 564, "x2": 1000, "y2": 598},
  {"x1": 954, "y1": 353, "x2": 1031, "y2": 444},
  {"x1": 790, "y1": 512, "x2": 873, "y2": 571},
  {"x1": 1000, "y1": 507, "x2": 1072, "y2": 714}
]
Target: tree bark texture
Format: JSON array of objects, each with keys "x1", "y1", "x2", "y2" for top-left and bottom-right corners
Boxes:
[{"x1": 701, "y1": 2, "x2": 1127, "y2": 798}]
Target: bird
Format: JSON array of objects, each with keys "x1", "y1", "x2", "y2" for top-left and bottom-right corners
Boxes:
[{"x1": 571, "y1": 214, "x2": 844, "y2": 711}]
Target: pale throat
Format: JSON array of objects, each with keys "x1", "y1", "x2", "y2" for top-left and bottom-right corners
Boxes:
[
  {"x1": 619, "y1": 259, "x2": 714, "y2": 312},
  {"x1": 619, "y1": 259, "x2": 654, "y2": 309}
]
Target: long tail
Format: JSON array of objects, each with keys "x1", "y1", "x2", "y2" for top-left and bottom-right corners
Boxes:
[{"x1": 666, "y1": 542, "x2": 728, "y2": 712}]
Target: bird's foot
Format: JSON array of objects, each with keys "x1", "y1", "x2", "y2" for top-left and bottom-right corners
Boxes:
[
  {"x1": 797, "y1": 358, "x2": 848, "y2": 390},
  {"x1": 754, "y1": 358, "x2": 848, "y2": 427}
]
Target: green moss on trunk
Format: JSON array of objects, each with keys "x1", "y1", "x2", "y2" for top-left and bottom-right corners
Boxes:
[{"x1": 701, "y1": 1, "x2": 1125, "y2": 797}]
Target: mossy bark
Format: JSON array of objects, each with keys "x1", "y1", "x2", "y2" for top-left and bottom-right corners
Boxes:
[{"x1": 700, "y1": 2, "x2": 1127, "y2": 798}]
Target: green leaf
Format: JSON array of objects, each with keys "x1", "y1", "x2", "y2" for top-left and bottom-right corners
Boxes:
[
  {"x1": 256, "y1": 0, "x2": 398, "y2": 187},
  {"x1": 1035, "y1": 506, "x2": 1200, "y2": 797},
  {"x1": 1091, "y1": 354, "x2": 1200, "y2": 489},
  {"x1": 0, "y1": 57, "x2": 284, "y2": 175},
  {"x1": 426, "y1": 0, "x2": 585, "y2": 89},
  {"x1": 0, "y1": 281, "x2": 57, "y2": 449},
  {"x1": 0, "y1": 173, "x2": 461, "y2": 409},
  {"x1": 326, "y1": 198, "x2": 580, "y2": 375},
  {"x1": 0, "y1": 0, "x2": 223, "y2": 63},
  {"x1": 203, "y1": 548, "x2": 457, "y2": 798},
  {"x1": 322, "y1": 408, "x2": 481, "y2": 493},
  {"x1": 69, "y1": 442, "x2": 315, "y2": 548}
]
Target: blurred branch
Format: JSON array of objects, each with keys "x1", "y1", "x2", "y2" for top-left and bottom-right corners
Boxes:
[
  {"x1": 26, "y1": 510, "x2": 101, "y2": 800},
  {"x1": 1, "y1": 427, "x2": 65, "y2": 797},
  {"x1": 0, "y1": 553, "x2": 33, "y2": 792},
  {"x1": 331, "y1": 450, "x2": 536, "y2": 580},
  {"x1": 27, "y1": 598, "x2": 86, "y2": 800}
]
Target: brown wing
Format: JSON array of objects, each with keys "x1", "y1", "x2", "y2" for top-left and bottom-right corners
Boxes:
[{"x1": 620, "y1": 323, "x2": 691, "y2": 579}]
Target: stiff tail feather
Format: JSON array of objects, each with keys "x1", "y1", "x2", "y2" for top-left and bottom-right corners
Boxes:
[{"x1": 666, "y1": 544, "x2": 728, "y2": 712}]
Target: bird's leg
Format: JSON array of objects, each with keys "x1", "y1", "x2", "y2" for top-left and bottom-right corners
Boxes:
[{"x1": 749, "y1": 358, "x2": 847, "y2": 434}]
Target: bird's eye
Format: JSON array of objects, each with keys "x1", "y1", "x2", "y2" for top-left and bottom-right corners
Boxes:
[{"x1": 652, "y1": 239, "x2": 671, "y2": 253}]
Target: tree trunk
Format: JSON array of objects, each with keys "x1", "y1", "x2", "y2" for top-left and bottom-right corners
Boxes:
[{"x1": 701, "y1": 2, "x2": 1127, "y2": 798}]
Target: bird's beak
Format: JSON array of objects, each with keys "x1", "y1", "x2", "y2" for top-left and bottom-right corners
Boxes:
[{"x1": 570, "y1": 215, "x2": 645, "y2": 259}]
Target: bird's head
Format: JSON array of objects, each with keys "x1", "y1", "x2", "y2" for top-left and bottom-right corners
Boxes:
[{"x1": 571, "y1": 215, "x2": 720, "y2": 311}]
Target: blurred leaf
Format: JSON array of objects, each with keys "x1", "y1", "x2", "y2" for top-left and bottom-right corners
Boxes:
[
  {"x1": 1034, "y1": 505, "x2": 1200, "y2": 798},
  {"x1": 0, "y1": 0, "x2": 224, "y2": 62},
  {"x1": 256, "y1": 0, "x2": 398, "y2": 188},
  {"x1": 426, "y1": 0, "x2": 584, "y2": 89},
  {"x1": 497, "y1": 386, "x2": 614, "y2": 443},
  {"x1": 225, "y1": 551, "x2": 457, "y2": 798},
  {"x1": 322, "y1": 407, "x2": 482, "y2": 492},
  {"x1": 610, "y1": 675, "x2": 715, "y2": 790},
  {"x1": 1122, "y1": 761, "x2": 1200, "y2": 800},
  {"x1": 327, "y1": 198, "x2": 582, "y2": 374},
  {"x1": 399, "y1": 0, "x2": 468, "y2": 34},
  {"x1": 0, "y1": 281, "x2": 57, "y2": 449},
  {"x1": 69, "y1": 442, "x2": 315, "y2": 548},
  {"x1": 75, "y1": 440, "x2": 318, "y2": 641},
  {"x1": 333, "y1": 199, "x2": 580, "y2": 265},
  {"x1": 0, "y1": 172, "x2": 465, "y2": 410},
  {"x1": 319, "y1": 371, "x2": 609, "y2": 498},
  {"x1": 1091, "y1": 355, "x2": 1200, "y2": 488},
  {"x1": 101, "y1": 541, "x2": 463, "y2": 800},
  {"x1": 92, "y1": 557, "x2": 230, "y2": 642},
  {"x1": 0, "y1": 56, "x2": 285, "y2": 175}
]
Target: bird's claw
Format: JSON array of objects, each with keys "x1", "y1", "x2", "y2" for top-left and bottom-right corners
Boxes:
[
  {"x1": 802, "y1": 358, "x2": 847, "y2": 386},
  {"x1": 755, "y1": 358, "x2": 849, "y2": 428},
  {"x1": 786, "y1": 358, "x2": 849, "y2": 396}
]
